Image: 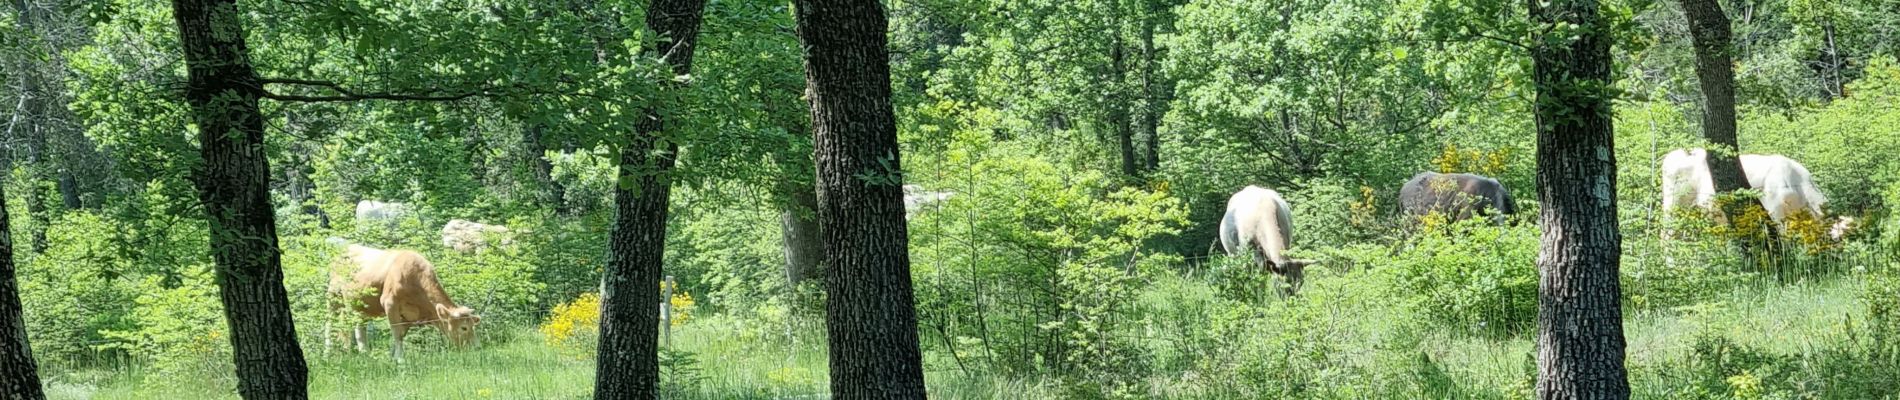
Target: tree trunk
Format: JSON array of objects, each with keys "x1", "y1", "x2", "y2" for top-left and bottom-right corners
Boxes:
[
  {"x1": 1821, "y1": 19, "x2": 1844, "y2": 99},
  {"x1": 792, "y1": 0, "x2": 929, "y2": 397},
  {"x1": 1109, "y1": 35, "x2": 1139, "y2": 182},
  {"x1": 780, "y1": 182, "x2": 822, "y2": 286},
  {"x1": 524, "y1": 124, "x2": 569, "y2": 215},
  {"x1": 171, "y1": 0, "x2": 310, "y2": 398},
  {"x1": 1527, "y1": 0, "x2": 1631, "y2": 396},
  {"x1": 0, "y1": 182, "x2": 44, "y2": 400},
  {"x1": 10, "y1": 0, "x2": 52, "y2": 254},
  {"x1": 1139, "y1": 17, "x2": 1162, "y2": 173},
  {"x1": 592, "y1": 0, "x2": 705, "y2": 398},
  {"x1": 1678, "y1": 0, "x2": 1748, "y2": 194}
]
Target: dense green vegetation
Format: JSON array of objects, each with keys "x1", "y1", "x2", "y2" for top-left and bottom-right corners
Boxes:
[{"x1": 4, "y1": 0, "x2": 1900, "y2": 397}]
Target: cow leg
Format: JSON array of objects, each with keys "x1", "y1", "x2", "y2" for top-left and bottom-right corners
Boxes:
[
  {"x1": 354, "y1": 324, "x2": 368, "y2": 353},
  {"x1": 390, "y1": 322, "x2": 408, "y2": 362}
]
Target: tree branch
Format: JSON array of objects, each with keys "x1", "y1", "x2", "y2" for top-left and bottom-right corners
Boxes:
[{"x1": 259, "y1": 78, "x2": 515, "y2": 103}]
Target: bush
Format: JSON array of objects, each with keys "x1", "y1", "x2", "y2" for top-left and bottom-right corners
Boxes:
[
  {"x1": 99, "y1": 265, "x2": 231, "y2": 386},
  {"x1": 1378, "y1": 217, "x2": 1539, "y2": 337},
  {"x1": 539, "y1": 283, "x2": 699, "y2": 360},
  {"x1": 906, "y1": 127, "x2": 1191, "y2": 389}
]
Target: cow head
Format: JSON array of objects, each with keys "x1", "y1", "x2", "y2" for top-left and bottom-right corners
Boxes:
[
  {"x1": 436, "y1": 304, "x2": 483, "y2": 348},
  {"x1": 1272, "y1": 259, "x2": 1319, "y2": 296}
]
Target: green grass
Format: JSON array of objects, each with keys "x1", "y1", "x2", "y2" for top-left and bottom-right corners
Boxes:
[{"x1": 40, "y1": 273, "x2": 1894, "y2": 399}]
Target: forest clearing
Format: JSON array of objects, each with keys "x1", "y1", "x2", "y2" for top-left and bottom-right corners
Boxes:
[{"x1": 4, "y1": 0, "x2": 1900, "y2": 398}]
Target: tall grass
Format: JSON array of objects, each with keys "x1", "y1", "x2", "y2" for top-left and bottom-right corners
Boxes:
[{"x1": 39, "y1": 256, "x2": 1898, "y2": 399}]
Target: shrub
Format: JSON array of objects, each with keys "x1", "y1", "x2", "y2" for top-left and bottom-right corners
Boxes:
[
  {"x1": 100, "y1": 265, "x2": 232, "y2": 386},
  {"x1": 1868, "y1": 265, "x2": 1900, "y2": 363},
  {"x1": 541, "y1": 292, "x2": 601, "y2": 359},
  {"x1": 539, "y1": 283, "x2": 698, "y2": 359},
  {"x1": 1380, "y1": 217, "x2": 1539, "y2": 337}
]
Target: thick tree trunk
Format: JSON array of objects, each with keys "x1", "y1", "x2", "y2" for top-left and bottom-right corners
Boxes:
[
  {"x1": 171, "y1": 0, "x2": 310, "y2": 398},
  {"x1": 592, "y1": 0, "x2": 705, "y2": 398},
  {"x1": 0, "y1": 183, "x2": 44, "y2": 400},
  {"x1": 779, "y1": 183, "x2": 822, "y2": 285},
  {"x1": 1678, "y1": 0, "x2": 1748, "y2": 193},
  {"x1": 1527, "y1": 0, "x2": 1631, "y2": 396},
  {"x1": 792, "y1": 0, "x2": 929, "y2": 397}
]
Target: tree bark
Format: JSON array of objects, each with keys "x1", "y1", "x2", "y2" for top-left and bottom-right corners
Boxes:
[
  {"x1": 524, "y1": 124, "x2": 569, "y2": 215},
  {"x1": 170, "y1": 0, "x2": 310, "y2": 398},
  {"x1": 1678, "y1": 0, "x2": 1748, "y2": 194},
  {"x1": 10, "y1": 0, "x2": 53, "y2": 254},
  {"x1": 1138, "y1": 16, "x2": 1162, "y2": 173},
  {"x1": 0, "y1": 181, "x2": 44, "y2": 400},
  {"x1": 1527, "y1": 0, "x2": 1632, "y2": 396},
  {"x1": 792, "y1": 0, "x2": 929, "y2": 397},
  {"x1": 1109, "y1": 35, "x2": 1139, "y2": 182},
  {"x1": 592, "y1": 0, "x2": 705, "y2": 398},
  {"x1": 779, "y1": 182, "x2": 822, "y2": 285}
]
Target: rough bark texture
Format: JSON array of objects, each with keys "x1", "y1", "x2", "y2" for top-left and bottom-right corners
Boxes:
[
  {"x1": 1678, "y1": 0, "x2": 1748, "y2": 194},
  {"x1": 0, "y1": 183, "x2": 44, "y2": 400},
  {"x1": 1527, "y1": 0, "x2": 1632, "y2": 396},
  {"x1": 792, "y1": 0, "x2": 930, "y2": 397},
  {"x1": 780, "y1": 184, "x2": 822, "y2": 285},
  {"x1": 171, "y1": 0, "x2": 310, "y2": 398},
  {"x1": 593, "y1": 0, "x2": 705, "y2": 398}
]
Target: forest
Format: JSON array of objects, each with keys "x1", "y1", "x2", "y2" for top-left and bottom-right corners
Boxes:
[{"x1": 2, "y1": 0, "x2": 1899, "y2": 398}]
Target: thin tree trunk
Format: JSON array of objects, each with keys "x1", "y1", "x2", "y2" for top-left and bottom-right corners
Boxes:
[
  {"x1": 1139, "y1": 17, "x2": 1161, "y2": 173},
  {"x1": 593, "y1": 0, "x2": 705, "y2": 397},
  {"x1": 10, "y1": 0, "x2": 52, "y2": 254},
  {"x1": 1109, "y1": 35, "x2": 1139, "y2": 182},
  {"x1": 0, "y1": 181, "x2": 44, "y2": 400},
  {"x1": 792, "y1": 0, "x2": 929, "y2": 397},
  {"x1": 1527, "y1": 0, "x2": 1631, "y2": 396},
  {"x1": 1821, "y1": 19, "x2": 1844, "y2": 99},
  {"x1": 524, "y1": 124, "x2": 568, "y2": 215},
  {"x1": 171, "y1": 0, "x2": 309, "y2": 398},
  {"x1": 780, "y1": 182, "x2": 822, "y2": 286}
]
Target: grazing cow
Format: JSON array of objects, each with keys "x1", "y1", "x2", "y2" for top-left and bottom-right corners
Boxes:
[
  {"x1": 1399, "y1": 172, "x2": 1518, "y2": 224},
  {"x1": 1219, "y1": 186, "x2": 1317, "y2": 295},
  {"x1": 1660, "y1": 149, "x2": 1834, "y2": 227},
  {"x1": 440, "y1": 219, "x2": 513, "y2": 253},
  {"x1": 327, "y1": 244, "x2": 480, "y2": 360}
]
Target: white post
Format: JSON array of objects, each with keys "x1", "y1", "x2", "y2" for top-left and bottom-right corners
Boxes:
[{"x1": 661, "y1": 275, "x2": 675, "y2": 348}]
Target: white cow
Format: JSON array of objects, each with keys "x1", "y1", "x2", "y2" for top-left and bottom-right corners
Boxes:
[
  {"x1": 440, "y1": 219, "x2": 514, "y2": 253},
  {"x1": 1661, "y1": 149, "x2": 1850, "y2": 238},
  {"x1": 1219, "y1": 186, "x2": 1317, "y2": 295}
]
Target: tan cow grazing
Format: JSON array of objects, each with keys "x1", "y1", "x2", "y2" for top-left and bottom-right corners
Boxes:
[
  {"x1": 327, "y1": 243, "x2": 481, "y2": 360},
  {"x1": 1219, "y1": 186, "x2": 1317, "y2": 295},
  {"x1": 440, "y1": 219, "x2": 513, "y2": 253},
  {"x1": 1660, "y1": 149, "x2": 1841, "y2": 228}
]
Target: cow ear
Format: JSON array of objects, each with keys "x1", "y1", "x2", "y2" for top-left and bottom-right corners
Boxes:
[{"x1": 435, "y1": 303, "x2": 452, "y2": 318}]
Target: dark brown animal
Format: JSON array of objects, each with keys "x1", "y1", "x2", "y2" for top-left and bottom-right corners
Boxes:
[{"x1": 1399, "y1": 172, "x2": 1518, "y2": 224}]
